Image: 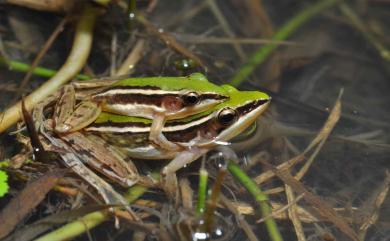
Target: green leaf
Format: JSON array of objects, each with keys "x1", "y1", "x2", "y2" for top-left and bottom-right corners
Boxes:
[{"x1": 0, "y1": 170, "x2": 9, "y2": 197}]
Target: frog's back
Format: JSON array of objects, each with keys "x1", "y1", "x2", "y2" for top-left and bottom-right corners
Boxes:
[{"x1": 113, "y1": 73, "x2": 227, "y2": 94}]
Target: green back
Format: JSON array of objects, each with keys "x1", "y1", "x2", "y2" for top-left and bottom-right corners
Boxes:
[{"x1": 113, "y1": 73, "x2": 227, "y2": 94}]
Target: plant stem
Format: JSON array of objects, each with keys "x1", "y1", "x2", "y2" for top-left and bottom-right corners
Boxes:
[
  {"x1": 0, "y1": 57, "x2": 90, "y2": 80},
  {"x1": 196, "y1": 167, "x2": 208, "y2": 215},
  {"x1": 0, "y1": 4, "x2": 99, "y2": 133},
  {"x1": 227, "y1": 161, "x2": 283, "y2": 241},
  {"x1": 35, "y1": 173, "x2": 158, "y2": 241},
  {"x1": 230, "y1": 0, "x2": 339, "y2": 87},
  {"x1": 202, "y1": 167, "x2": 226, "y2": 234},
  {"x1": 0, "y1": 170, "x2": 9, "y2": 197}
]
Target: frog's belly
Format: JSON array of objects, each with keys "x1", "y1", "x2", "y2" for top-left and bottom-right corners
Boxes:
[
  {"x1": 90, "y1": 132, "x2": 177, "y2": 160},
  {"x1": 120, "y1": 145, "x2": 177, "y2": 160}
]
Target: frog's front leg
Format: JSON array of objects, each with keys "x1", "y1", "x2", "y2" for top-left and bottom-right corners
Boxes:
[
  {"x1": 54, "y1": 85, "x2": 101, "y2": 133},
  {"x1": 149, "y1": 113, "x2": 181, "y2": 151},
  {"x1": 161, "y1": 147, "x2": 208, "y2": 197}
]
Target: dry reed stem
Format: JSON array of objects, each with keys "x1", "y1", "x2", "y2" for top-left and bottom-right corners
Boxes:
[
  {"x1": 115, "y1": 39, "x2": 145, "y2": 76},
  {"x1": 285, "y1": 186, "x2": 306, "y2": 241},
  {"x1": 220, "y1": 194, "x2": 259, "y2": 241}
]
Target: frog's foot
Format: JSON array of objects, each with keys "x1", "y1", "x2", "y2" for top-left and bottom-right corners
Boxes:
[
  {"x1": 149, "y1": 114, "x2": 180, "y2": 151},
  {"x1": 55, "y1": 101, "x2": 101, "y2": 133},
  {"x1": 160, "y1": 147, "x2": 208, "y2": 199},
  {"x1": 160, "y1": 170, "x2": 179, "y2": 201}
]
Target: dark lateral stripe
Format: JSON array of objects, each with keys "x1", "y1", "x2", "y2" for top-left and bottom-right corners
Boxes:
[
  {"x1": 236, "y1": 99, "x2": 270, "y2": 117},
  {"x1": 92, "y1": 93, "x2": 227, "y2": 106},
  {"x1": 87, "y1": 121, "x2": 150, "y2": 133}
]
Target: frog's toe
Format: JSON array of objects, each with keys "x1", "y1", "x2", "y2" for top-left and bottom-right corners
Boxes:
[{"x1": 161, "y1": 172, "x2": 179, "y2": 201}]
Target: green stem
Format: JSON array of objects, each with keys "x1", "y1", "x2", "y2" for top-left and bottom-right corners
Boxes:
[
  {"x1": 0, "y1": 57, "x2": 90, "y2": 80},
  {"x1": 35, "y1": 173, "x2": 158, "y2": 241},
  {"x1": 0, "y1": 170, "x2": 9, "y2": 197},
  {"x1": 227, "y1": 161, "x2": 283, "y2": 241},
  {"x1": 196, "y1": 168, "x2": 208, "y2": 215},
  {"x1": 230, "y1": 0, "x2": 339, "y2": 86}
]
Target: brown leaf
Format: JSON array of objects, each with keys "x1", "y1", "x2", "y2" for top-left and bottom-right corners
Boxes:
[{"x1": 0, "y1": 170, "x2": 64, "y2": 239}]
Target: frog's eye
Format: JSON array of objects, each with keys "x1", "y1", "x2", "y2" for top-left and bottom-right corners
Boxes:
[
  {"x1": 182, "y1": 92, "x2": 200, "y2": 106},
  {"x1": 217, "y1": 108, "x2": 238, "y2": 126}
]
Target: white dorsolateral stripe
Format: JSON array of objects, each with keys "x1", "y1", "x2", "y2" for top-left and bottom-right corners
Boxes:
[
  {"x1": 107, "y1": 103, "x2": 163, "y2": 114},
  {"x1": 94, "y1": 88, "x2": 219, "y2": 96},
  {"x1": 86, "y1": 112, "x2": 216, "y2": 133}
]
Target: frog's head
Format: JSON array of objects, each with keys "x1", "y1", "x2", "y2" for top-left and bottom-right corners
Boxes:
[{"x1": 199, "y1": 85, "x2": 271, "y2": 146}]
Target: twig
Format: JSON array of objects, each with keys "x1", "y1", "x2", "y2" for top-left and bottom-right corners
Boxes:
[
  {"x1": 220, "y1": 194, "x2": 259, "y2": 241},
  {"x1": 175, "y1": 35, "x2": 296, "y2": 46},
  {"x1": 0, "y1": 4, "x2": 99, "y2": 133},
  {"x1": 206, "y1": 0, "x2": 246, "y2": 60},
  {"x1": 13, "y1": 16, "x2": 69, "y2": 103},
  {"x1": 260, "y1": 160, "x2": 359, "y2": 241},
  {"x1": 230, "y1": 0, "x2": 339, "y2": 86},
  {"x1": 202, "y1": 166, "x2": 226, "y2": 234},
  {"x1": 285, "y1": 186, "x2": 306, "y2": 241},
  {"x1": 0, "y1": 170, "x2": 64, "y2": 239},
  {"x1": 254, "y1": 154, "x2": 305, "y2": 185},
  {"x1": 256, "y1": 194, "x2": 305, "y2": 223},
  {"x1": 358, "y1": 171, "x2": 390, "y2": 240},
  {"x1": 137, "y1": 14, "x2": 205, "y2": 67}
]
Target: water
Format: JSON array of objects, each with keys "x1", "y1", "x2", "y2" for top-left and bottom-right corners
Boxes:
[{"x1": 1, "y1": 1, "x2": 390, "y2": 241}]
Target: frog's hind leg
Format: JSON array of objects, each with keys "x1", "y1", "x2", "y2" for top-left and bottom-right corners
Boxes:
[
  {"x1": 61, "y1": 132, "x2": 139, "y2": 188},
  {"x1": 33, "y1": 87, "x2": 65, "y2": 131},
  {"x1": 54, "y1": 85, "x2": 101, "y2": 133},
  {"x1": 41, "y1": 131, "x2": 139, "y2": 220}
]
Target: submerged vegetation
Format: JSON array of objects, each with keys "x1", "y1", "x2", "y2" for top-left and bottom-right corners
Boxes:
[{"x1": 0, "y1": 0, "x2": 390, "y2": 241}]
